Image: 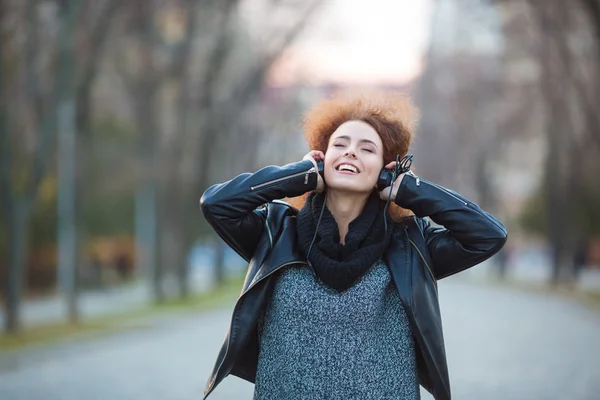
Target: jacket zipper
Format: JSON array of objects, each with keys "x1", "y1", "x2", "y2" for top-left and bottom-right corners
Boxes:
[
  {"x1": 406, "y1": 170, "x2": 420, "y2": 186},
  {"x1": 408, "y1": 238, "x2": 438, "y2": 293},
  {"x1": 243, "y1": 260, "x2": 308, "y2": 296},
  {"x1": 250, "y1": 167, "x2": 315, "y2": 191},
  {"x1": 413, "y1": 175, "x2": 507, "y2": 235},
  {"x1": 427, "y1": 177, "x2": 508, "y2": 234},
  {"x1": 420, "y1": 177, "x2": 467, "y2": 206},
  {"x1": 265, "y1": 218, "x2": 273, "y2": 249},
  {"x1": 205, "y1": 260, "x2": 308, "y2": 397}
]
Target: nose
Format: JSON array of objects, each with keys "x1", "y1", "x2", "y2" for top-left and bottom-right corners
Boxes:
[{"x1": 344, "y1": 149, "x2": 357, "y2": 158}]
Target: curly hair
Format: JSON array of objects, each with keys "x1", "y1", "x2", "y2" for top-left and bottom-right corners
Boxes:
[
  {"x1": 304, "y1": 89, "x2": 419, "y2": 165},
  {"x1": 288, "y1": 89, "x2": 421, "y2": 222}
]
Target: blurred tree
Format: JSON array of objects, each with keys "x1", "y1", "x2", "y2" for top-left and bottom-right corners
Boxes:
[
  {"x1": 420, "y1": 0, "x2": 600, "y2": 284},
  {"x1": 113, "y1": 0, "x2": 245, "y2": 301},
  {"x1": 191, "y1": 0, "x2": 322, "y2": 288},
  {"x1": 0, "y1": 0, "x2": 11, "y2": 331},
  {"x1": 1, "y1": 0, "x2": 325, "y2": 331},
  {"x1": 125, "y1": 0, "x2": 164, "y2": 302},
  {"x1": 73, "y1": 0, "x2": 123, "y2": 299},
  {"x1": 525, "y1": 0, "x2": 600, "y2": 284},
  {"x1": 159, "y1": 0, "x2": 201, "y2": 300},
  {"x1": 150, "y1": 0, "x2": 322, "y2": 294},
  {"x1": 83, "y1": 120, "x2": 136, "y2": 238},
  {"x1": 0, "y1": 0, "x2": 63, "y2": 333},
  {"x1": 495, "y1": 0, "x2": 600, "y2": 282},
  {"x1": 55, "y1": 0, "x2": 83, "y2": 323},
  {"x1": 416, "y1": 0, "x2": 506, "y2": 198}
]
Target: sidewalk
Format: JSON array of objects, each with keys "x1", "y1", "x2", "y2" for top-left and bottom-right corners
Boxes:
[
  {"x1": 0, "y1": 269, "x2": 215, "y2": 329},
  {"x1": 465, "y1": 253, "x2": 600, "y2": 291}
]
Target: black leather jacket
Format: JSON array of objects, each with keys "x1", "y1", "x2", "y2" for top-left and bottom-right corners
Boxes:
[{"x1": 200, "y1": 159, "x2": 507, "y2": 400}]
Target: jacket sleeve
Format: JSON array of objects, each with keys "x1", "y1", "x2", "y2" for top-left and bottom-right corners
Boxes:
[
  {"x1": 395, "y1": 173, "x2": 507, "y2": 280},
  {"x1": 200, "y1": 160, "x2": 318, "y2": 262}
]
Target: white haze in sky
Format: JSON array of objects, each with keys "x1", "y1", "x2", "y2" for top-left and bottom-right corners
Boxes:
[{"x1": 243, "y1": 0, "x2": 433, "y2": 85}]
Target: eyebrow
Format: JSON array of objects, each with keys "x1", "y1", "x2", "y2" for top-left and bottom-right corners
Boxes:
[{"x1": 333, "y1": 135, "x2": 379, "y2": 148}]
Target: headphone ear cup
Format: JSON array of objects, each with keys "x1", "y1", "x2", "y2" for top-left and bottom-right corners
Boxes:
[
  {"x1": 317, "y1": 161, "x2": 324, "y2": 177},
  {"x1": 377, "y1": 169, "x2": 393, "y2": 191},
  {"x1": 316, "y1": 161, "x2": 326, "y2": 185}
]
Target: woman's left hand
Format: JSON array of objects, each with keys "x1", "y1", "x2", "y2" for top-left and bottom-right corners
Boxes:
[{"x1": 378, "y1": 161, "x2": 407, "y2": 202}]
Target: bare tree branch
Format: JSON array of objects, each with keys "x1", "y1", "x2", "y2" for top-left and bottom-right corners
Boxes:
[
  {"x1": 197, "y1": 0, "x2": 239, "y2": 113},
  {"x1": 529, "y1": 0, "x2": 600, "y2": 152},
  {"x1": 76, "y1": 0, "x2": 123, "y2": 132}
]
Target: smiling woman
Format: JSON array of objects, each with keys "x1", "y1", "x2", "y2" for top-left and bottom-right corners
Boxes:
[
  {"x1": 200, "y1": 89, "x2": 507, "y2": 400},
  {"x1": 299, "y1": 90, "x2": 419, "y2": 222}
]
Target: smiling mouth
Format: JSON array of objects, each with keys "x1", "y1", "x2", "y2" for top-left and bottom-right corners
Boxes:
[{"x1": 335, "y1": 164, "x2": 360, "y2": 174}]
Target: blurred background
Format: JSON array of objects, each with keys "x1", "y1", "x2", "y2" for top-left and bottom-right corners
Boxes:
[{"x1": 1, "y1": 0, "x2": 599, "y2": 399}]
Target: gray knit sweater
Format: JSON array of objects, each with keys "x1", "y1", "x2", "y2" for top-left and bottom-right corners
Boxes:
[{"x1": 254, "y1": 259, "x2": 420, "y2": 400}]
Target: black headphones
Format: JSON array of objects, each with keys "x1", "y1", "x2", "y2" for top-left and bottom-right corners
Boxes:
[{"x1": 316, "y1": 154, "x2": 413, "y2": 191}]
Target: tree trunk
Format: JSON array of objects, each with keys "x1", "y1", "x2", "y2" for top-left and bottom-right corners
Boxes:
[
  {"x1": 0, "y1": 15, "x2": 26, "y2": 333},
  {"x1": 56, "y1": 0, "x2": 82, "y2": 323},
  {"x1": 175, "y1": 227, "x2": 189, "y2": 298},
  {"x1": 169, "y1": 170, "x2": 190, "y2": 299},
  {"x1": 533, "y1": 3, "x2": 574, "y2": 286},
  {"x1": 581, "y1": 0, "x2": 600, "y2": 57},
  {"x1": 3, "y1": 203, "x2": 30, "y2": 333},
  {"x1": 173, "y1": 79, "x2": 192, "y2": 299},
  {"x1": 135, "y1": 95, "x2": 162, "y2": 302},
  {"x1": 74, "y1": 0, "x2": 122, "y2": 300},
  {"x1": 169, "y1": 5, "x2": 197, "y2": 299},
  {"x1": 214, "y1": 239, "x2": 226, "y2": 286},
  {"x1": 135, "y1": 179, "x2": 160, "y2": 300},
  {"x1": 57, "y1": 99, "x2": 79, "y2": 322}
]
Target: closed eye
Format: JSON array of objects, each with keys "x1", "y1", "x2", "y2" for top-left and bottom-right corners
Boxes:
[{"x1": 363, "y1": 148, "x2": 374, "y2": 153}]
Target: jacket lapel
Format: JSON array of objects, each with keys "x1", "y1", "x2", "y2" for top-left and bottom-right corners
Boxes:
[
  {"x1": 247, "y1": 215, "x2": 306, "y2": 290},
  {"x1": 383, "y1": 225, "x2": 413, "y2": 310}
]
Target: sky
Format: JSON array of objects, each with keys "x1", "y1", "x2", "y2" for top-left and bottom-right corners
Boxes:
[{"x1": 267, "y1": 0, "x2": 433, "y2": 85}]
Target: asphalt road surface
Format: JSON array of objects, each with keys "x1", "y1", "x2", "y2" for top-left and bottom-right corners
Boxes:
[{"x1": 0, "y1": 277, "x2": 599, "y2": 400}]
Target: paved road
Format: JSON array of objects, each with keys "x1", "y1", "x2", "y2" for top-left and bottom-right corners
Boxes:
[{"x1": 0, "y1": 277, "x2": 599, "y2": 400}]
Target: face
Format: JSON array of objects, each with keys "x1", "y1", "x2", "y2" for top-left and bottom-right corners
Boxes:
[{"x1": 323, "y1": 120, "x2": 384, "y2": 193}]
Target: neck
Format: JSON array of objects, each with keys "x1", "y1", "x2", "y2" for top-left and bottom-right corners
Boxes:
[{"x1": 325, "y1": 190, "x2": 370, "y2": 244}]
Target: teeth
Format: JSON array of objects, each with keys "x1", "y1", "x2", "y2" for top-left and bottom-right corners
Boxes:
[{"x1": 338, "y1": 164, "x2": 358, "y2": 173}]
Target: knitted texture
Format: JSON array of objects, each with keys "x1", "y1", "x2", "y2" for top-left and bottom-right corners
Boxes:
[{"x1": 254, "y1": 260, "x2": 420, "y2": 400}]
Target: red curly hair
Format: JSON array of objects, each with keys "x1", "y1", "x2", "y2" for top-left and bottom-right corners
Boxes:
[{"x1": 287, "y1": 89, "x2": 420, "y2": 222}]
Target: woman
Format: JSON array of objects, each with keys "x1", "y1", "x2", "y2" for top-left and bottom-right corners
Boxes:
[{"x1": 200, "y1": 91, "x2": 507, "y2": 400}]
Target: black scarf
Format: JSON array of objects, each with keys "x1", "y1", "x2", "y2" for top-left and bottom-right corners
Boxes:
[{"x1": 296, "y1": 192, "x2": 394, "y2": 292}]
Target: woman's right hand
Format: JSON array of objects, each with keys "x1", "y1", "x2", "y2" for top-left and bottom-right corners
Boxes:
[{"x1": 302, "y1": 150, "x2": 325, "y2": 193}]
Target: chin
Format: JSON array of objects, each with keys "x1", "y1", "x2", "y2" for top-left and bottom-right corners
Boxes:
[{"x1": 327, "y1": 180, "x2": 373, "y2": 194}]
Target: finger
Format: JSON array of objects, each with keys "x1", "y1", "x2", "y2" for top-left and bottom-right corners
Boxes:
[
  {"x1": 384, "y1": 161, "x2": 396, "y2": 170},
  {"x1": 304, "y1": 154, "x2": 318, "y2": 166},
  {"x1": 379, "y1": 187, "x2": 390, "y2": 199},
  {"x1": 395, "y1": 173, "x2": 406, "y2": 188}
]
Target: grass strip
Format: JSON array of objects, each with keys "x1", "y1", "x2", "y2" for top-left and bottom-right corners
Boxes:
[{"x1": 0, "y1": 275, "x2": 244, "y2": 352}]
